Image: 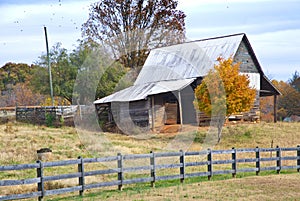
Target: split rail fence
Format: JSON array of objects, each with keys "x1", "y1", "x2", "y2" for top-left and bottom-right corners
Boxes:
[{"x1": 0, "y1": 146, "x2": 300, "y2": 201}]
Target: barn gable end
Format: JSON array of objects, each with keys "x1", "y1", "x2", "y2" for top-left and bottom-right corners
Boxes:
[{"x1": 234, "y1": 40, "x2": 259, "y2": 73}]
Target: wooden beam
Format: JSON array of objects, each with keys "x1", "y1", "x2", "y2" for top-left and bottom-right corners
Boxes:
[
  {"x1": 178, "y1": 91, "x2": 183, "y2": 129},
  {"x1": 274, "y1": 95, "x2": 277, "y2": 123},
  {"x1": 151, "y1": 96, "x2": 155, "y2": 131}
]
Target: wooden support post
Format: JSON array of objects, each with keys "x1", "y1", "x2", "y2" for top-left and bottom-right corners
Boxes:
[
  {"x1": 151, "y1": 96, "x2": 155, "y2": 131},
  {"x1": 231, "y1": 147, "x2": 237, "y2": 178},
  {"x1": 117, "y1": 153, "x2": 123, "y2": 191},
  {"x1": 36, "y1": 160, "x2": 44, "y2": 201},
  {"x1": 150, "y1": 151, "x2": 156, "y2": 187},
  {"x1": 207, "y1": 149, "x2": 212, "y2": 181},
  {"x1": 78, "y1": 156, "x2": 85, "y2": 196},
  {"x1": 178, "y1": 91, "x2": 183, "y2": 129},
  {"x1": 256, "y1": 147, "x2": 260, "y2": 175},
  {"x1": 274, "y1": 95, "x2": 277, "y2": 123},
  {"x1": 276, "y1": 146, "x2": 281, "y2": 174},
  {"x1": 297, "y1": 145, "x2": 300, "y2": 172},
  {"x1": 180, "y1": 150, "x2": 185, "y2": 183}
]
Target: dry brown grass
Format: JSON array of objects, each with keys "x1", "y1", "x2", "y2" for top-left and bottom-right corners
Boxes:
[
  {"x1": 0, "y1": 122, "x2": 299, "y2": 200},
  {"x1": 1, "y1": 122, "x2": 299, "y2": 165},
  {"x1": 0, "y1": 123, "x2": 89, "y2": 166}
]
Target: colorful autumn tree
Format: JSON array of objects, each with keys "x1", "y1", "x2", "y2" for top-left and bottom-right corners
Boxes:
[
  {"x1": 272, "y1": 80, "x2": 300, "y2": 119},
  {"x1": 0, "y1": 62, "x2": 38, "y2": 107},
  {"x1": 260, "y1": 96, "x2": 274, "y2": 122},
  {"x1": 194, "y1": 57, "x2": 256, "y2": 142}
]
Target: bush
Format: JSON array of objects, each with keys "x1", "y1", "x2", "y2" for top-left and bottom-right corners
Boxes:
[{"x1": 45, "y1": 113, "x2": 55, "y2": 127}]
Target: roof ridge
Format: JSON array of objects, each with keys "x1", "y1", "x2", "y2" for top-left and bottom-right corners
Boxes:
[
  {"x1": 186, "y1": 33, "x2": 245, "y2": 44},
  {"x1": 151, "y1": 33, "x2": 246, "y2": 50}
]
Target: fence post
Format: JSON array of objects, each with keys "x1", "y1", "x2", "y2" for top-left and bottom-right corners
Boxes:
[
  {"x1": 207, "y1": 149, "x2": 212, "y2": 180},
  {"x1": 78, "y1": 156, "x2": 85, "y2": 196},
  {"x1": 256, "y1": 146, "x2": 260, "y2": 175},
  {"x1": 36, "y1": 160, "x2": 44, "y2": 201},
  {"x1": 15, "y1": 106, "x2": 19, "y2": 121},
  {"x1": 150, "y1": 151, "x2": 156, "y2": 187},
  {"x1": 276, "y1": 146, "x2": 281, "y2": 174},
  {"x1": 117, "y1": 153, "x2": 123, "y2": 191},
  {"x1": 180, "y1": 150, "x2": 185, "y2": 183},
  {"x1": 232, "y1": 147, "x2": 237, "y2": 178},
  {"x1": 297, "y1": 145, "x2": 300, "y2": 172}
]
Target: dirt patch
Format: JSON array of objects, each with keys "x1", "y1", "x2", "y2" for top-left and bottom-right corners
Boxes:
[{"x1": 159, "y1": 125, "x2": 181, "y2": 133}]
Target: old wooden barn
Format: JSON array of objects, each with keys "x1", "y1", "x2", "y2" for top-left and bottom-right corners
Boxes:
[{"x1": 94, "y1": 33, "x2": 280, "y2": 132}]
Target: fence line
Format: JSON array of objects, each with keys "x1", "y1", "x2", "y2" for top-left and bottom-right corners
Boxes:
[{"x1": 0, "y1": 146, "x2": 300, "y2": 201}]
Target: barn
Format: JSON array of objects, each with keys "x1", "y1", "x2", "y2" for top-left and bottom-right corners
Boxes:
[{"x1": 94, "y1": 33, "x2": 280, "y2": 132}]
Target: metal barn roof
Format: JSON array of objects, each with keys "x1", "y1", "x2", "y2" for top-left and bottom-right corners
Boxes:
[
  {"x1": 94, "y1": 78, "x2": 195, "y2": 104},
  {"x1": 134, "y1": 33, "x2": 244, "y2": 85}
]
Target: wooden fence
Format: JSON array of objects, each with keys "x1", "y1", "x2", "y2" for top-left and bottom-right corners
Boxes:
[{"x1": 0, "y1": 146, "x2": 299, "y2": 201}]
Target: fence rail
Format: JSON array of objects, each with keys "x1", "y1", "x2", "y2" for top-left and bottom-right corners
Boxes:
[{"x1": 1, "y1": 146, "x2": 300, "y2": 201}]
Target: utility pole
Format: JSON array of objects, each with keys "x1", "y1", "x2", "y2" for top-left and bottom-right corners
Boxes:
[{"x1": 44, "y1": 26, "x2": 54, "y2": 106}]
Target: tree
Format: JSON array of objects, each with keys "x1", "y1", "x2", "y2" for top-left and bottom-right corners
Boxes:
[
  {"x1": 32, "y1": 43, "x2": 78, "y2": 104},
  {"x1": 82, "y1": 0, "x2": 186, "y2": 71},
  {"x1": 71, "y1": 40, "x2": 127, "y2": 104},
  {"x1": 0, "y1": 62, "x2": 35, "y2": 92},
  {"x1": 260, "y1": 96, "x2": 274, "y2": 122},
  {"x1": 194, "y1": 57, "x2": 256, "y2": 142},
  {"x1": 13, "y1": 83, "x2": 45, "y2": 106},
  {"x1": 30, "y1": 40, "x2": 127, "y2": 105},
  {"x1": 272, "y1": 80, "x2": 300, "y2": 119},
  {"x1": 0, "y1": 62, "x2": 37, "y2": 107},
  {"x1": 288, "y1": 70, "x2": 300, "y2": 92}
]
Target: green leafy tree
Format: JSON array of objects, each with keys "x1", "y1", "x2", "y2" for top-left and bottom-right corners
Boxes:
[
  {"x1": 32, "y1": 43, "x2": 78, "y2": 104},
  {"x1": 194, "y1": 57, "x2": 256, "y2": 142},
  {"x1": 72, "y1": 41, "x2": 127, "y2": 104},
  {"x1": 82, "y1": 0, "x2": 186, "y2": 71}
]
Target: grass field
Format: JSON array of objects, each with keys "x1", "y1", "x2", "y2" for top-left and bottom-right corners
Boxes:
[
  {"x1": 0, "y1": 122, "x2": 299, "y2": 165},
  {"x1": 49, "y1": 173, "x2": 300, "y2": 201},
  {"x1": 0, "y1": 121, "x2": 299, "y2": 200}
]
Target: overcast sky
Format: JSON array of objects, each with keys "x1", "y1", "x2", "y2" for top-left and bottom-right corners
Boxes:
[{"x1": 0, "y1": 0, "x2": 299, "y2": 82}]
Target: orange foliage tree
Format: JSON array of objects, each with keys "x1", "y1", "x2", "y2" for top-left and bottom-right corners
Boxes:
[
  {"x1": 260, "y1": 96, "x2": 274, "y2": 122},
  {"x1": 272, "y1": 80, "x2": 300, "y2": 120},
  {"x1": 194, "y1": 57, "x2": 256, "y2": 142}
]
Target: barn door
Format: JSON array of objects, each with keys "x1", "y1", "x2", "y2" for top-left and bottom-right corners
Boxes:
[{"x1": 164, "y1": 102, "x2": 178, "y2": 125}]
